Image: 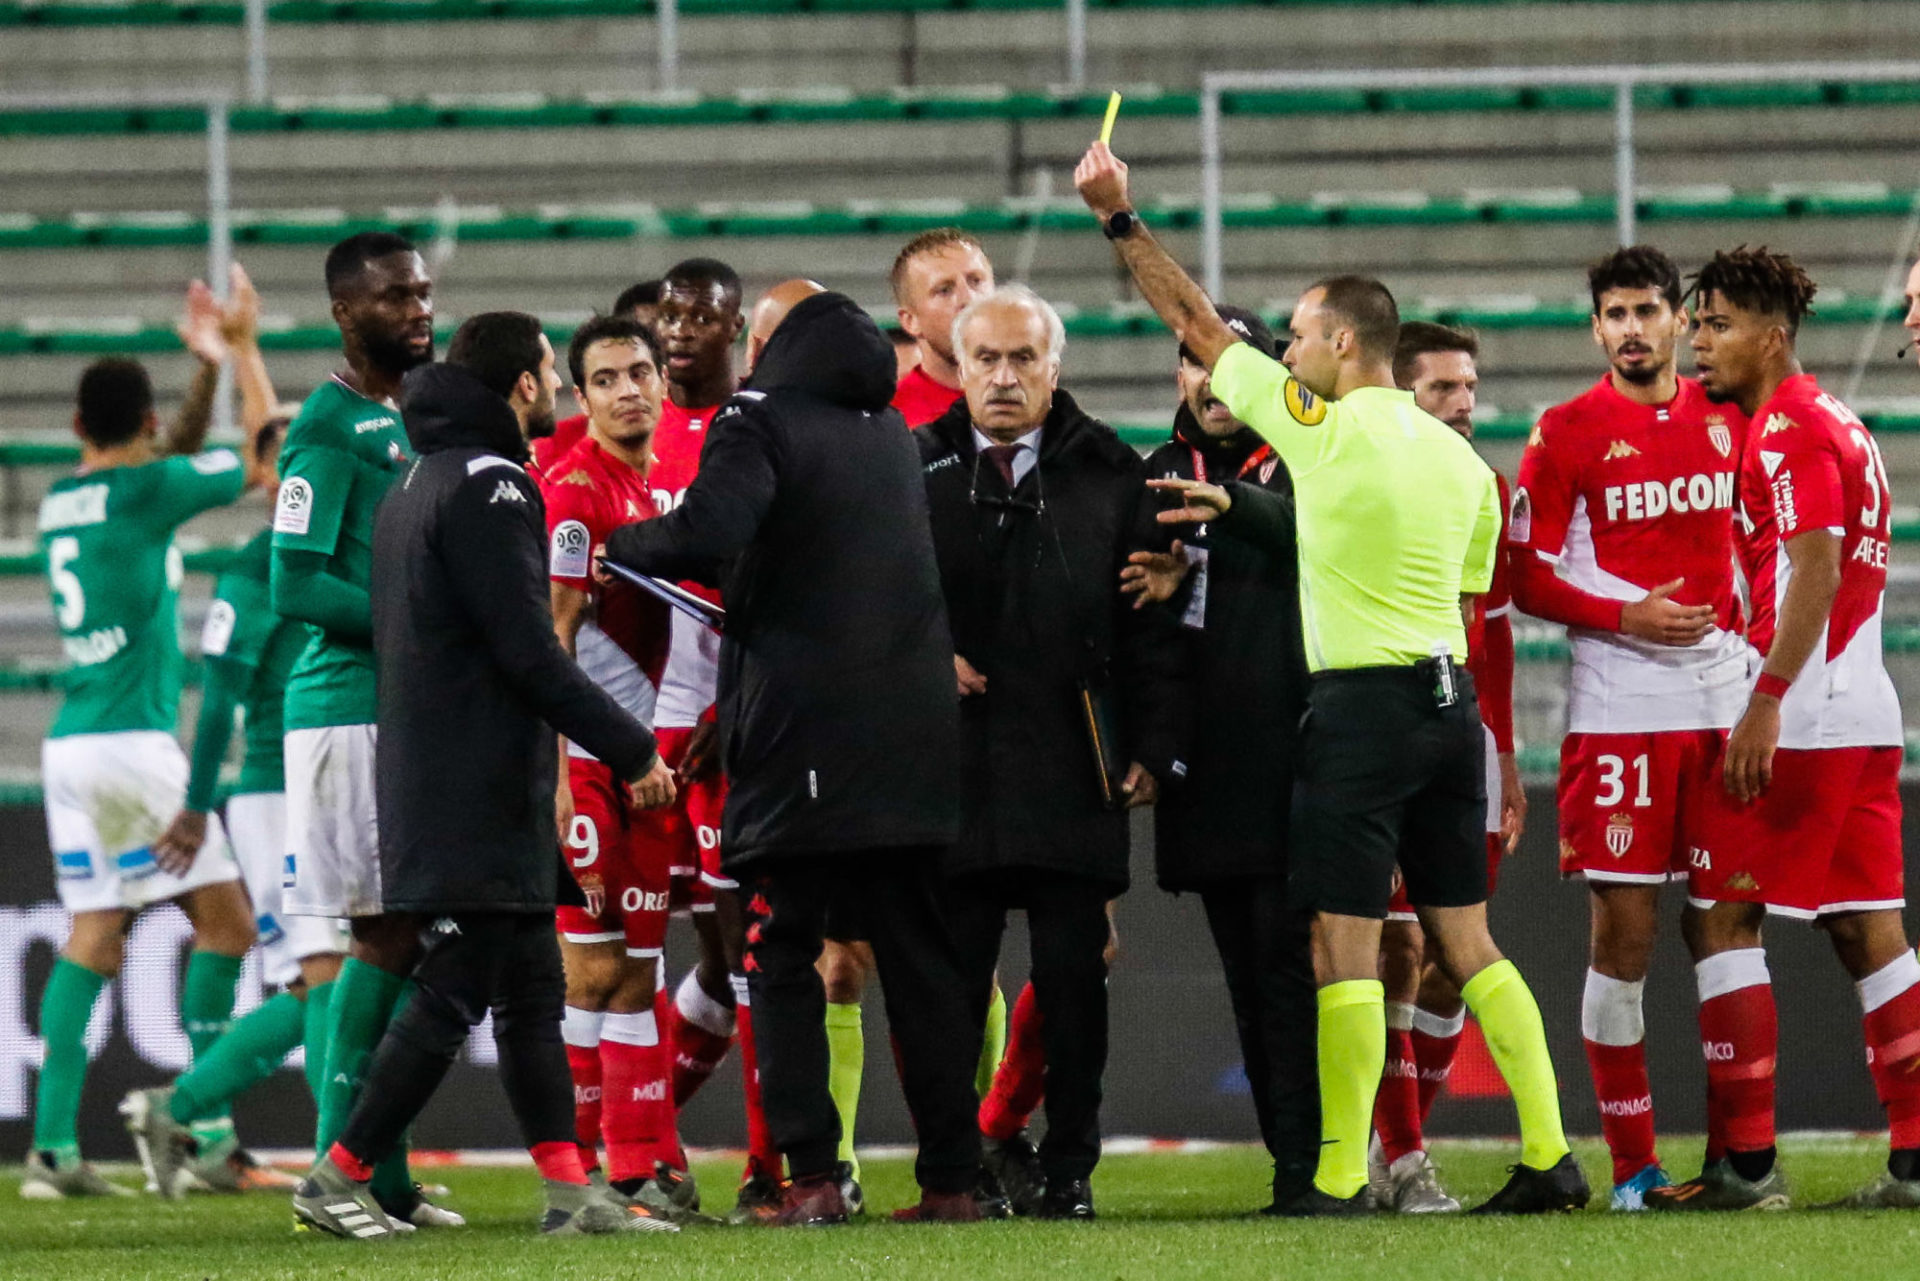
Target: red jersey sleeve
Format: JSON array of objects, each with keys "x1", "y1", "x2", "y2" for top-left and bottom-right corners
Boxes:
[
  {"x1": 1758, "y1": 416, "x2": 1847, "y2": 539},
  {"x1": 1509, "y1": 415, "x2": 1626, "y2": 632},
  {"x1": 1470, "y1": 472, "x2": 1516, "y2": 752},
  {"x1": 540, "y1": 469, "x2": 605, "y2": 592}
]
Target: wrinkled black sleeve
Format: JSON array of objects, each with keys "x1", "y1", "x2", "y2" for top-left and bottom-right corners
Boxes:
[
  {"x1": 605, "y1": 399, "x2": 780, "y2": 583},
  {"x1": 1214, "y1": 480, "x2": 1297, "y2": 558},
  {"x1": 1116, "y1": 464, "x2": 1193, "y2": 781},
  {"x1": 440, "y1": 464, "x2": 657, "y2": 779}
]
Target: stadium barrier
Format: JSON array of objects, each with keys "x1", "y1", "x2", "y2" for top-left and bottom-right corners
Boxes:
[{"x1": 2, "y1": 787, "x2": 1916, "y2": 1155}]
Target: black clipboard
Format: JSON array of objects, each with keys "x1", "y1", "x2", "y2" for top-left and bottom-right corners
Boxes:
[{"x1": 601, "y1": 560, "x2": 726, "y2": 633}]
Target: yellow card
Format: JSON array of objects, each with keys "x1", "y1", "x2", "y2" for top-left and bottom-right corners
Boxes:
[{"x1": 1099, "y1": 91, "x2": 1122, "y2": 145}]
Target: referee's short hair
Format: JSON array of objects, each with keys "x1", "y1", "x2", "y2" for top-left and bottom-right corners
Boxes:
[
  {"x1": 447, "y1": 311, "x2": 547, "y2": 401},
  {"x1": 1311, "y1": 275, "x2": 1400, "y2": 363},
  {"x1": 1392, "y1": 321, "x2": 1479, "y2": 389}
]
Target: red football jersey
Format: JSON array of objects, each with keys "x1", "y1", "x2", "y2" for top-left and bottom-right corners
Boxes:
[
  {"x1": 1511, "y1": 376, "x2": 1752, "y2": 734},
  {"x1": 539, "y1": 436, "x2": 671, "y2": 756},
  {"x1": 1737, "y1": 373, "x2": 1900, "y2": 749},
  {"x1": 892, "y1": 366, "x2": 964, "y2": 429},
  {"x1": 648, "y1": 396, "x2": 725, "y2": 728},
  {"x1": 532, "y1": 412, "x2": 588, "y2": 474}
]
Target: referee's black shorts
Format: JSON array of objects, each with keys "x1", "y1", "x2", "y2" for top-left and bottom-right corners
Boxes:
[{"x1": 1288, "y1": 663, "x2": 1487, "y2": 919}]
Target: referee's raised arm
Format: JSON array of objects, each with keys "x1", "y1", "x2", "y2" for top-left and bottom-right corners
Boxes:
[{"x1": 1076, "y1": 140, "x2": 1588, "y2": 1218}]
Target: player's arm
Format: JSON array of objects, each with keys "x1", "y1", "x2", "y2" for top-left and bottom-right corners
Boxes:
[
  {"x1": 270, "y1": 444, "x2": 371, "y2": 641},
  {"x1": 220, "y1": 264, "x2": 280, "y2": 490},
  {"x1": 547, "y1": 518, "x2": 595, "y2": 841},
  {"x1": 1114, "y1": 469, "x2": 1193, "y2": 808},
  {"x1": 1507, "y1": 423, "x2": 1711, "y2": 643},
  {"x1": 166, "y1": 277, "x2": 229, "y2": 458},
  {"x1": 155, "y1": 585, "x2": 260, "y2": 874},
  {"x1": 602, "y1": 401, "x2": 778, "y2": 581}
]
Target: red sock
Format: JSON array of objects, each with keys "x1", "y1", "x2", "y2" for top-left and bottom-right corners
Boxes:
[
  {"x1": 601, "y1": 1010, "x2": 664, "y2": 1184},
  {"x1": 562, "y1": 1005, "x2": 604, "y2": 1174},
  {"x1": 667, "y1": 974, "x2": 735, "y2": 1108},
  {"x1": 532, "y1": 1139, "x2": 589, "y2": 1186},
  {"x1": 1410, "y1": 1009, "x2": 1464, "y2": 1123},
  {"x1": 327, "y1": 1141, "x2": 373, "y2": 1183},
  {"x1": 648, "y1": 985, "x2": 687, "y2": 1171},
  {"x1": 1695, "y1": 951, "x2": 1777, "y2": 1156},
  {"x1": 1585, "y1": 1040, "x2": 1658, "y2": 1184},
  {"x1": 733, "y1": 973, "x2": 781, "y2": 1180},
  {"x1": 1374, "y1": 1018, "x2": 1423, "y2": 1163},
  {"x1": 980, "y1": 982, "x2": 1046, "y2": 1141},
  {"x1": 1859, "y1": 954, "x2": 1920, "y2": 1150}
]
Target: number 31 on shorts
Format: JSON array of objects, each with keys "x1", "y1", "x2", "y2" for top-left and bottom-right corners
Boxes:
[{"x1": 1595, "y1": 753, "x2": 1651, "y2": 808}]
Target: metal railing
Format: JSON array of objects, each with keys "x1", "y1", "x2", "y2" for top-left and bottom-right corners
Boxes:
[{"x1": 1198, "y1": 60, "x2": 1920, "y2": 299}]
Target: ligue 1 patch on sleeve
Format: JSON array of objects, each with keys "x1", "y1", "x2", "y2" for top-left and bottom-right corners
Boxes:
[
  {"x1": 273, "y1": 476, "x2": 314, "y2": 536},
  {"x1": 1509, "y1": 486, "x2": 1532, "y2": 544},
  {"x1": 1284, "y1": 380, "x2": 1327, "y2": 426},
  {"x1": 200, "y1": 598, "x2": 237, "y2": 656},
  {"x1": 190, "y1": 448, "x2": 241, "y2": 475},
  {"x1": 550, "y1": 519, "x2": 591, "y2": 578}
]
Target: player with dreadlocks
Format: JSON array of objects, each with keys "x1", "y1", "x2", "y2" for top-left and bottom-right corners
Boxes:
[{"x1": 1648, "y1": 247, "x2": 1920, "y2": 1211}]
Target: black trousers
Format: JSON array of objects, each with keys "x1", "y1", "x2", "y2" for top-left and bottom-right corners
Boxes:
[
  {"x1": 1197, "y1": 876, "x2": 1321, "y2": 1201},
  {"x1": 338, "y1": 911, "x2": 572, "y2": 1167},
  {"x1": 744, "y1": 848, "x2": 981, "y2": 1195},
  {"x1": 946, "y1": 868, "x2": 1112, "y2": 1184}
]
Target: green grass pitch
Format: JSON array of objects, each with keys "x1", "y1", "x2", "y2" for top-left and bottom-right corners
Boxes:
[{"x1": 7, "y1": 1137, "x2": 1920, "y2": 1280}]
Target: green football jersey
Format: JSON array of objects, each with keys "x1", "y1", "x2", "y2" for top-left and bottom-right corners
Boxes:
[
  {"x1": 200, "y1": 529, "x2": 304, "y2": 795},
  {"x1": 40, "y1": 449, "x2": 247, "y2": 738},
  {"x1": 271, "y1": 376, "x2": 411, "y2": 731}
]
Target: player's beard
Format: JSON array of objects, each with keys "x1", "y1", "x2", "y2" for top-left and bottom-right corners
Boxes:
[
  {"x1": 526, "y1": 402, "x2": 558, "y2": 440},
  {"x1": 361, "y1": 325, "x2": 435, "y2": 379},
  {"x1": 1610, "y1": 351, "x2": 1666, "y2": 387}
]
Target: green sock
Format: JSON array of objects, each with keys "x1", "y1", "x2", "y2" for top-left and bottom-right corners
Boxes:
[
  {"x1": 302, "y1": 982, "x2": 335, "y2": 1107},
  {"x1": 1312, "y1": 979, "x2": 1385, "y2": 1200},
  {"x1": 825, "y1": 1001, "x2": 863, "y2": 1180},
  {"x1": 975, "y1": 983, "x2": 1008, "y2": 1099},
  {"x1": 180, "y1": 950, "x2": 244, "y2": 1140},
  {"x1": 32, "y1": 958, "x2": 109, "y2": 1161},
  {"x1": 315, "y1": 958, "x2": 407, "y2": 1155},
  {"x1": 1462, "y1": 959, "x2": 1570, "y2": 1170},
  {"x1": 170, "y1": 991, "x2": 305, "y2": 1124}
]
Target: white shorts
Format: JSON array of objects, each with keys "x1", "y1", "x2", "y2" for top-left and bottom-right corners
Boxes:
[
  {"x1": 42, "y1": 731, "x2": 241, "y2": 914},
  {"x1": 283, "y1": 724, "x2": 383, "y2": 919},
  {"x1": 228, "y1": 790, "x2": 348, "y2": 986}
]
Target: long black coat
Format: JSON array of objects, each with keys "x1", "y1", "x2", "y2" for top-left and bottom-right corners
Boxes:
[
  {"x1": 915, "y1": 392, "x2": 1189, "y2": 891},
  {"x1": 604, "y1": 291, "x2": 959, "y2": 871},
  {"x1": 372, "y1": 363, "x2": 658, "y2": 913},
  {"x1": 1144, "y1": 414, "x2": 1310, "y2": 891}
]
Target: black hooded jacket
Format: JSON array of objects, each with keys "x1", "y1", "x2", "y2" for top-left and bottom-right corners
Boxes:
[
  {"x1": 372, "y1": 362, "x2": 659, "y2": 912},
  {"x1": 1144, "y1": 412, "x2": 1309, "y2": 890},
  {"x1": 603, "y1": 291, "x2": 960, "y2": 869},
  {"x1": 915, "y1": 390, "x2": 1190, "y2": 891}
]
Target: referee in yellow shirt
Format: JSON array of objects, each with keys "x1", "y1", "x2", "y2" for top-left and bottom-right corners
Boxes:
[{"x1": 1074, "y1": 141, "x2": 1586, "y2": 1216}]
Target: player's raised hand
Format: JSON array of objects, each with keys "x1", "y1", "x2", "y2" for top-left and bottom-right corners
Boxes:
[
  {"x1": 1121, "y1": 542, "x2": 1191, "y2": 608},
  {"x1": 1148, "y1": 476, "x2": 1231, "y2": 525},
  {"x1": 1075, "y1": 140, "x2": 1131, "y2": 218},
  {"x1": 627, "y1": 753, "x2": 678, "y2": 811},
  {"x1": 221, "y1": 263, "x2": 261, "y2": 347},
  {"x1": 1620, "y1": 577, "x2": 1714, "y2": 646},
  {"x1": 176, "y1": 279, "x2": 230, "y2": 367},
  {"x1": 153, "y1": 808, "x2": 209, "y2": 877}
]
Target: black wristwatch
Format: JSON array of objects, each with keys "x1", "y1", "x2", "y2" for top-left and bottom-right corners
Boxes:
[{"x1": 1101, "y1": 208, "x2": 1138, "y2": 240}]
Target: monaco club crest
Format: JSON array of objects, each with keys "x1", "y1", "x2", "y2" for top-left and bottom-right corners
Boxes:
[
  {"x1": 1708, "y1": 417, "x2": 1733, "y2": 458},
  {"x1": 1606, "y1": 812, "x2": 1635, "y2": 857}
]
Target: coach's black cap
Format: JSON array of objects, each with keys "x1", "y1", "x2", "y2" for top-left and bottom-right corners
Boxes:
[{"x1": 1180, "y1": 304, "x2": 1277, "y2": 364}]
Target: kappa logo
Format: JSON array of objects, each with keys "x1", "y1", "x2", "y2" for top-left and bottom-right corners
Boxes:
[
  {"x1": 626, "y1": 499, "x2": 641, "y2": 517},
  {"x1": 1762, "y1": 412, "x2": 1795, "y2": 436},
  {"x1": 1725, "y1": 872, "x2": 1760, "y2": 892},
  {"x1": 1603, "y1": 440, "x2": 1641, "y2": 461},
  {"x1": 1559, "y1": 837, "x2": 1579, "y2": 869},
  {"x1": 1708, "y1": 418, "x2": 1733, "y2": 458},
  {"x1": 1605, "y1": 812, "x2": 1634, "y2": 857},
  {"x1": 490, "y1": 480, "x2": 526, "y2": 505}
]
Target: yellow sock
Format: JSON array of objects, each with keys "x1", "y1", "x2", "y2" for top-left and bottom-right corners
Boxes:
[
  {"x1": 824, "y1": 1001, "x2": 863, "y2": 1180},
  {"x1": 1462, "y1": 959, "x2": 1569, "y2": 1170},
  {"x1": 976, "y1": 984, "x2": 1008, "y2": 1099},
  {"x1": 1312, "y1": 979, "x2": 1385, "y2": 1200}
]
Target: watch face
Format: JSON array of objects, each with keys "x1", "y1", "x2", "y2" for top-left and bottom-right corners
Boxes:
[{"x1": 1105, "y1": 210, "x2": 1134, "y2": 238}]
